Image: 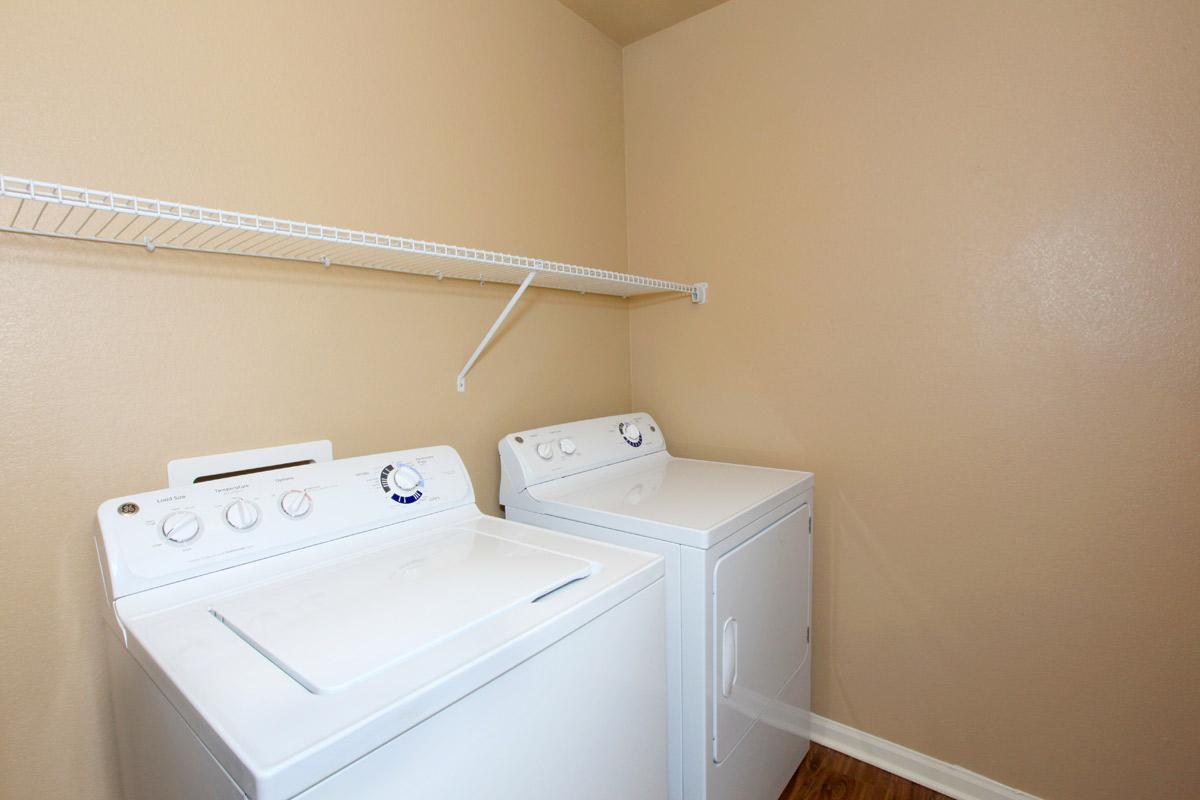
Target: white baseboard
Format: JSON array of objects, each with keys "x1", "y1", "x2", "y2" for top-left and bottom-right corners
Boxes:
[{"x1": 806, "y1": 713, "x2": 1041, "y2": 800}]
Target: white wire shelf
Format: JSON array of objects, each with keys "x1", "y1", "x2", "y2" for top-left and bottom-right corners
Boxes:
[{"x1": 0, "y1": 175, "x2": 707, "y2": 302}]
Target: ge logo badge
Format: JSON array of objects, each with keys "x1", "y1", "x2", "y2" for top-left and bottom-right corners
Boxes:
[{"x1": 118, "y1": 502, "x2": 140, "y2": 516}]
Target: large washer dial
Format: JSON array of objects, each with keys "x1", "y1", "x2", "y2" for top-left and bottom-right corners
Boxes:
[
  {"x1": 380, "y1": 462, "x2": 424, "y2": 504},
  {"x1": 161, "y1": 511, "x2": 202, "y2": 544},
  {"x1": 619, "y1": 421, "x2": 643, "y2": 447},
  {"x1": 224, "y1": 498, "x2": 260, "y2": 531},
  {"x1": 279, "y1": 489, "x2": 313, "y2": 519}
]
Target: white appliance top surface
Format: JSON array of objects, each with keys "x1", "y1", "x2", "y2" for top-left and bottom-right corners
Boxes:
[
  {"x1": 209, "y1": 528, "x2": 593, "y2": 695},
  {"x1": 117, "y1": 512, "x2": 661, "y2": 800},
  {"x1": 100, "y1": 445, "x2": 663, "y2": 800},
  {"x1": 527, "y1": 455, "x2": 813, "y2": 547}
]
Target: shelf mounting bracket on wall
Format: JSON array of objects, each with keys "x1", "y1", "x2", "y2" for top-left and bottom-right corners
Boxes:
[{"x1": 457, "y1": 269, "x2": 538, "y2": 392}]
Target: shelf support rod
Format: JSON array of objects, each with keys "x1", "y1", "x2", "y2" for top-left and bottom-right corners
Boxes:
[{"x1": 457, "y1": 269, "x2": 537, "y2": 392}]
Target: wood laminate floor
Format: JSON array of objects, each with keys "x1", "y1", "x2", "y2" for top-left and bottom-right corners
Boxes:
[{"x1": 780, "y1": 744, "x2": 955, "y2": 800}]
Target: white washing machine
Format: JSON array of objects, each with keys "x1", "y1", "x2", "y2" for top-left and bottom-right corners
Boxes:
[
  {"x1": 96, "y1": 441, "x2": 667, "y2": 800},
  {"x1": 499, "y1": 413, "x2": 814, "y2": 800}
]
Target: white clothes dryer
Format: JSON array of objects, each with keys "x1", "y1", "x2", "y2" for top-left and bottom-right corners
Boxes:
[
  {"x1": 500, "y1": 413, "x2": 814, "y2": 800},
  {"x1": 97, "y1": 443, "x2": 667, "y2": 800}
]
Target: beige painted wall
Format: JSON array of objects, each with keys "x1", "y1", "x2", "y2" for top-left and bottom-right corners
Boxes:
[
  {"x1": 0, "y1": 2, "x2": 630, "y2": 798},
  {"x1": 5, "y1": 1, "x2": 1199, "y2": 799},
  {"x1": 624, "y1": 1, "x2": 1200, "y2": 798}
]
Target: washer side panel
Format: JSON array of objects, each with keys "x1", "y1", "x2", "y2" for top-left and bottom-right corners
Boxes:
[{"x1": 105, "y1": 635, "x2": 247, "y2": 800}]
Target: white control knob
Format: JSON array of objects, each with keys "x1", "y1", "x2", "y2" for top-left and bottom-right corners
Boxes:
[
  {"x1": 621, "y1": 422, "x2": 642, "y2": 445},
  {"x1": 224, "y1": 498, "x2": 260, "y2": 530},
  {"x1": 536, "y1": 443, "x2": 554, "y2": 460},
  {"x1": 559, "y1": 438, "x2": 577, "y2": 455},
  {"x1": 279, "y1": 489, "x2": 313, "y2": 519},
  {"x1": 391, "y1": 465, "x2": 421, "y2": 493},
  {"x1": 161, "y1": 511, "x2": 202, "y2": 544}
]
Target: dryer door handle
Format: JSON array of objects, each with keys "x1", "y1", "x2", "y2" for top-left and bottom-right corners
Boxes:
[{"x1": 721, "y1": 617, "x2": 739, "y2": 698}]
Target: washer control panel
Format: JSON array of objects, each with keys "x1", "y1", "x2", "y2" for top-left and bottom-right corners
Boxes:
[
  {"x1": 97, "y1": 446, "x2": 473, "y2": 599},
  {"x1": 499, "y1": 412, "x2": 666, "y2": 489}
]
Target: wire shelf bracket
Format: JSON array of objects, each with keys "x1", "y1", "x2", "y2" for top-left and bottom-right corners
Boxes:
[
  {"x1": 0, "y1": 174, "x2": 708, "y2": 390},
  {"x1": 457, "y1": 270, "x2": 537, "y2": 392}
]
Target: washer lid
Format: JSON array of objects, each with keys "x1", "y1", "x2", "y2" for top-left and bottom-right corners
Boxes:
[
  {"x1": 209, "y1": 528, "x2": 593, "y2": 694},
  {"x1": 115, "y1": 512, "x2": 664, "y2": 800},
  {"x1": 526, "y1": 455, "x2": 813, "y2": 548}
]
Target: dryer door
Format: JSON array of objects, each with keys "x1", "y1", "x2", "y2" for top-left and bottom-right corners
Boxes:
[{"x1": 712, "y1": 504, "x2": 810, "y2": 763}]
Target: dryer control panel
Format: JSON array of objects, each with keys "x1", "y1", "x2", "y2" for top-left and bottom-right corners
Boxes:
[
  {"x1": 499, "y1": 412, "x2": 667, "y2": 490},
  {"x1": 97, "y1": 446, "x2": 473, "y2": 600}
]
